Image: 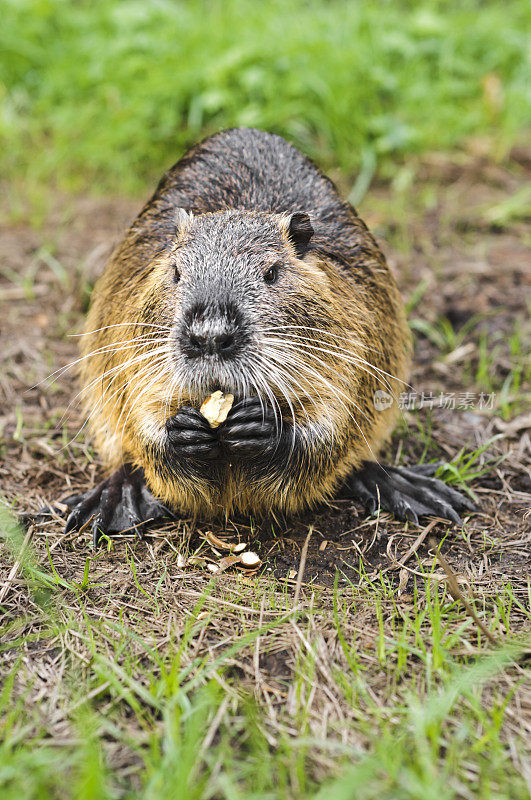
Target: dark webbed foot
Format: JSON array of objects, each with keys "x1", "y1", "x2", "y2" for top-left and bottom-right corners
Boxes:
[
  {"x1": 63, "y1": 465, "x2": 173, "y2": 547},
  {"x1": 165, "y1": 406, "x2": 221, "y2": 460},
  {"x1": 219, "y1": 397, "x2": 279, "y2": 457},
  {"x1": 346, "y1": 461, "x2": 476, "y2": 525}
]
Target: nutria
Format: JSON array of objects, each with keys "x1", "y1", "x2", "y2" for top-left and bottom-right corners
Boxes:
[{"x1": 62, "y1": 128, "x2": 474, "y2": 545}]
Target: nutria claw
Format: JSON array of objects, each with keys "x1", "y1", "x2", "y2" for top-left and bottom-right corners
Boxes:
[
  {"x1": 165, "y1": 406, "x2": 221, "y2": 460},
  {"x1": 63, "y1": 465, "x2": 173, "y2": 547},
  {"x1": 219, "y1": 397, "x2": 279, "y2": 456},
  {"x1": 347, "y1": 461, "x2": 476, "y2": 525}
]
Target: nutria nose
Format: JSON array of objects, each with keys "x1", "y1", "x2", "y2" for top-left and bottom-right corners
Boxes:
[
  {"x1": 188, "y1": 330, "x2": 235, "y2": 357},
  {"x1": 182, "y1": 301, "x2": 243, "y2": 360}
]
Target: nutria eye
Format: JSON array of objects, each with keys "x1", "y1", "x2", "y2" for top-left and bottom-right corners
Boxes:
[
  {"x1": 264, "y1": 264, "x2": 280, "y2": 285},
  {"x1": 173, "y1": 265, "x2": 181, "y2": 284}
]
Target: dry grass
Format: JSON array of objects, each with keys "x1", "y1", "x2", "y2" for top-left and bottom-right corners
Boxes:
[{"x1": 1, "y1": 153, "x2": 530, "y2": 798}]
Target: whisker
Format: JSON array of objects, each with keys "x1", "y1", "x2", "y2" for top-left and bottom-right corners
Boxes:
[
  {"x1": 117, "y1": 362, "x2": 170, "y2": 450},
  {"x1": 60, "y1": 353, "x2": 170, "y2": 452},
  {"x1": 262, "y1": 334, "x2": 407, "y2": 417},
  {"x1": 263, "y1": 345, "x2": 381, "y2": 464},
  {"x1": 111, "y1": 353, "x2": 173, "y2": 446},
  {"x1": 264, "y1": 332, "x2": 408, "y2": 393},
  {"x1": 29, "y1": 334, "x2": 167, "y2": 391},
  {"x1": 254, "y1": 351, "x2": 321, "y2": 429},
  {"x1": 59, "y1": 343, "x2": 172, "y2": 421},
  {"x1": 249, "y1": 358, "x2": 297, "y2": 453},
  {"x1": 71, "y1": 322, "x2": 171, "y2": 337},
  {"x1": 260, "y1": 323, "x2": 402, "y2": 357},
  {"x1": 250, "y1": 356, "x2": 295, "y2": 443}
]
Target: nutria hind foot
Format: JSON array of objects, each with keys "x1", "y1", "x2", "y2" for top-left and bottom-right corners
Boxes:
[
  {"x1": 63, "y1": 465, "x2": 173, "y2": 548},
  {"x1": 345, "y1": 461, "x2": 476, "y2": 525}
]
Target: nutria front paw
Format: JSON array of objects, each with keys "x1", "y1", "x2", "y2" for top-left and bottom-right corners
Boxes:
[
  {"x1": 219, "y1": 397, "x2": 280, "y2": 457},
  {"x1": 165, "y1": 406, "x2": 221, "y2": 461}
]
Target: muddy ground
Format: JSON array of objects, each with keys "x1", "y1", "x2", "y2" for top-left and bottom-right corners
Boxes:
[
  {"x1": 1, "y1": 152, "x2": 530, "y2": 792},
  {"x1": 2, "y1": 153, "x2": 529, "y2": 582}
]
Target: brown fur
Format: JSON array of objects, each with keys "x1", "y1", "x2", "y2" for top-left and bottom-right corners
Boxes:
[{"x1": 79, "y1": 129, "x2": 411, "y2": 518}]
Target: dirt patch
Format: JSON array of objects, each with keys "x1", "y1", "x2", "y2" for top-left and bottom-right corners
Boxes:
[
  {"x1": 2, "y1": 157, "x2": 529, "y2": 581},
  {"x1": 1, "y1": 155, "x2": 529, "y2": 792}
]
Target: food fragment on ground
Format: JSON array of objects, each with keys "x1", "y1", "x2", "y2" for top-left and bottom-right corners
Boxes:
[
  {"x1": 178, "y1": 533, "x2": 262, "y2": 575},
  {"x1": 204, "y1": 530, "x2": 248, "y2": 552},
  {"x1": 218, "y1": 554, "x2": 243, "y2": 572},
  {"x1": 240, "y1": 551, "x2": 261, "y2": 568}
]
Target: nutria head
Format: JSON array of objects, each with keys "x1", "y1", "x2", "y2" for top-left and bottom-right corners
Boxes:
[{"x1": 140, "y1": 208, "x2": 351, "y2": 411}]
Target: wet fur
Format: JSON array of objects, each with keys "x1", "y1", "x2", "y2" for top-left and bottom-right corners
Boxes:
[{"x1": 80, "y1": 128, "x2": 411, "y2": 517}]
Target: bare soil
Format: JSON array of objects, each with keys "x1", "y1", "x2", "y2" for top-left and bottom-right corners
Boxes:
[
  {"x1": 2, "y1": 157, "x2": 529, "y2": 582},
  {"x1": 1, "y1": 153, "x2": 530, "y2": 790}
]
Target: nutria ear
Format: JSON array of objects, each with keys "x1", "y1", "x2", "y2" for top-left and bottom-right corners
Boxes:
[
  {"x1": 174, "y1": 207, "x2": 194, "y2": 232},
  {"x1": 280, "y1": 212, "x2": 314, "y2": 257}
]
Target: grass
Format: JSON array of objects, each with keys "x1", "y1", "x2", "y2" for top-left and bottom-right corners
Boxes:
[
  {"x1": 1, "y1": 1, "x2": 530, "y2": 795},
  {"x1": 1, "y1": 0, "x2": 530, "y2": 198},
  {"x1": 434, "y1": 436, "x2": 505, "y2": 496},
  {"x1": 1, "y1": 504, "x2": 529, "y2": 800},
  {"x1": 1, "y1": 171, "x2": 529, "y2": 800},
  {"x1": 408, "y1": 309, "x2": 531, "y2": 419}
]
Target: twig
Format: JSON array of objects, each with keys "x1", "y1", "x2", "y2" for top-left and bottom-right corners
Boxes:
[
  {"x1": 254, "y1": 595, "x2": 265, "y2": 687},
  {"x1": 293, "y1": 527, "x2": 313, "y2": 612},
  {"x1": 430, "y1": 537, "x2": 499, "y2": 646},
  {"x1": 393, "y1": 519, "x2": 438, "y2": 569},
  {"x1": 199, "y1": 695, "x2": 230, "y2": 756},
  {"x1": 0, "y1": 525, "x2": 33, "y2": 604}
]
